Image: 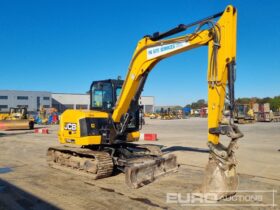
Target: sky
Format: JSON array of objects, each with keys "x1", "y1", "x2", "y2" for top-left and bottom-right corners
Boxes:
[{"x1": 0, "y1": 0, "x2": 279, "y2": 106}]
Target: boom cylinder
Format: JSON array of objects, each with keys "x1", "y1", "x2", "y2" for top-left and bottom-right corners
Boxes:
[{"x1": 227, "y1": 60, "x2": 236, "y2": 119}]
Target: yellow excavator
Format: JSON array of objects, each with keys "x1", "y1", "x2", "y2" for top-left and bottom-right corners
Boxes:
[
  {"x1": 0, "y1": 107, "x2": 34, "y2": 130},
  {"x1": 47, "y1": 5, "x2": 243, "y2": 200},
  {"x1": 234, "y1": 104, "x2": 255, "y2": 124}
]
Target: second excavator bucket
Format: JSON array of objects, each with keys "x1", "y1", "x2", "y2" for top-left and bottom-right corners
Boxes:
[{"x1": 125, "y1": 154, "x2": 178, "y2": 188}]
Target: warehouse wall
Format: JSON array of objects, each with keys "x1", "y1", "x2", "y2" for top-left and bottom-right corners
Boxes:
[
  {"x1": 51, "y1": 93, "x2": 90, "y2": 112},
  {"x1": 139, "y1": 96, "x2": 154, "y2": 113},
  {"x1": 0, "y1": 90, "x2": 51, "y2": 112},
  {"x1": 52, "y1": 94, "x2": 154, "y2": 113},
  {"x1": 0, "y1": 90, "x2": 155, "y2": 114}
]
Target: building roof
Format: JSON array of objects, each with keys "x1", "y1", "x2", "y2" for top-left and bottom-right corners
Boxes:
[
  {"x1": 52, "y1": 92, "x2": 89, "y2": 95},
  {"x1": 0, "y1": 90, "x2": 51, "y2": 94}
]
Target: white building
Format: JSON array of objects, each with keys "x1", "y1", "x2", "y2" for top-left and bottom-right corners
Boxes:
[
  {"x1": 52, "y1": 94, "x2": 155, "y2": 113},
  {"x1": 0, "y1": 90, "x2": 155, "y2": 114},
  {"x1": 139, "y1": 96, "x2": 154, "y2": 113},
  {"x1": 51, "y1": 93, "x2": 90, "y2": 112},
  {"x1": 0, "y1": 90, "x2": 51, "y2": 112}
]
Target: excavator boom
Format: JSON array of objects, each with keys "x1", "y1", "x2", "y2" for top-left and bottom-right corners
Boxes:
[
  {"x1": 112, "y1": 6, "x2": 237, "y2": 145},
  {"x1": 111, "y1": 5, "x2": 243, "y2": 199},
  {"x1": 48, "y1": 5, "x2": 243, "y2": 200}
]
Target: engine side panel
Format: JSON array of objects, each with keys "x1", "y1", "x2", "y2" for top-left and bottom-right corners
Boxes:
[{"x1": 58, "y1": 109, "x2": 109, "y2": 146}]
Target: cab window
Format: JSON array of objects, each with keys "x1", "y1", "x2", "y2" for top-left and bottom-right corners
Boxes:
[
  {"x1": 116, "y1": 87, "x2": 122, "y2": 100},
  {"x1": 92, "y1": 82, "x2": 113, "y2": 110}
]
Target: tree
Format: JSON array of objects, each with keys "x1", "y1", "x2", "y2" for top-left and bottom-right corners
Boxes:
[
  {"x1": 236, "y1": 97, "x2": 251, "y2": 104},
  {"x1": 187, "y1": 99, "x2": 207, "y2": 109},
  {"x1": 259, "y1": 97, "x2": 272, "y2": 104},
  {"x1": 269, "y1": 96, "x2": 280, "y2": 112},
  {"x1": 172, "y1": 106, "x2": 183, "y2": 111},
  {"x1": 186, "y1": 95, "x2": 280, "y2": 112}
]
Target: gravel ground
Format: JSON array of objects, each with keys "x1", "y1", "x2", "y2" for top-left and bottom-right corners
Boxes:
[{"x1": 0, "y1": 118, "x2": 279, "y2": 209}]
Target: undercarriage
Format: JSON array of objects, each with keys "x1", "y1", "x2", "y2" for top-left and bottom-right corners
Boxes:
[{"x1": 47, "y1": 143, "x2": 178, "y2": 188}]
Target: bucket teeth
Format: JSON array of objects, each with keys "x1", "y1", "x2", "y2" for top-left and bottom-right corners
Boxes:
[{"x1": 125, "y1": 154, "x2": 178, "y2": 188}]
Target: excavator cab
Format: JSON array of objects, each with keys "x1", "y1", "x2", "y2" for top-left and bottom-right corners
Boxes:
[
  {"x1": 90, "y1": 79, "x2": 141, "y2": 133},
  {"x1": 90, "y1": 79, "x2": 123, "y2": 112}
]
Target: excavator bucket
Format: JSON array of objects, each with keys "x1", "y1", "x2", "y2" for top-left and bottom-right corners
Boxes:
[
  {"x1": 194, "y1": 125, "x2": 243, "y2": 200},
  {"x1": 125, "y1": 154, "x2": 178, "y2": 188},
  {"x1": 195, "y1": 154, "x2": 238, "y2": 200}
]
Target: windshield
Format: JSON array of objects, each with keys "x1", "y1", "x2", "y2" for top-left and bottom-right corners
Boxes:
[{"x1": 91, "y1": 82, "x2": 113, "y2": 110}]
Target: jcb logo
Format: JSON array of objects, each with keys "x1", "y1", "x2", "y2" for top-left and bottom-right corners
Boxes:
[{"x1": 64, "y1": 123, "x2": 77, "y2": 131}]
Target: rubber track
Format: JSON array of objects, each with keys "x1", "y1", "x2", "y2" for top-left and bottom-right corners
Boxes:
[{"x1": 47, "y1": 146, "x2": 113, "y2": 179}]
